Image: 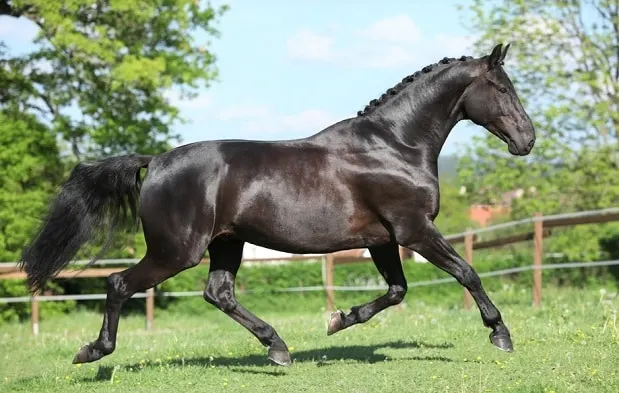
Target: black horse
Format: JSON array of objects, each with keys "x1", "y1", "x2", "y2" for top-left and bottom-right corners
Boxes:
[{"x1": 20, "y1": 43, "x2": 535, "y2": 366}]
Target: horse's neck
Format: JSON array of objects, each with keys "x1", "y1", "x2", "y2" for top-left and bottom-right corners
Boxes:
[{"x1": 379, "y1": 69, "x2": 470, "y2": 160}]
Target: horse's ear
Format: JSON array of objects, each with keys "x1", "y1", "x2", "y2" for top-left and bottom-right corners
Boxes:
[
  {"x1": 500, "y1": 43, "x2": 511, "y2": 63},
  {"x1": 488, "y1": 43, "x2": 503, "y2": 68}
]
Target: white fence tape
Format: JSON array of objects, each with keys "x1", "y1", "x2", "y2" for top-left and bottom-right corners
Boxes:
[
  {"x1": 0, "y1": 259, "x2": 140, "y2": 269},
  {"x1": 2, "y1": 207, "x2": 618, "y2": 270},
  {"x1": 1, "y1": 259, "x2": 617, "y2": 304}
]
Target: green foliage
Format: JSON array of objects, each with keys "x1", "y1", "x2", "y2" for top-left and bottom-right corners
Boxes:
[
  {"x1": 0, "y1": 0, "x2": 228, "y2": 319},
  {"x1": 0, "y1": 92, "x2": 69, "y2": 324},
  {"x1": 1, "y1": 0, "x2": 227, "y2": 158},
  {"x1": 0, "y1": 110, "x2": 63, "y2": 262},
  {"x1": 434, "y1": 176, "x2": 478, "y2": 234},
  {"x1": 0, "y1": 278, "x2": 75, "y2": 325},
  {"x1": 461, "y1": 0, "x2": 619, "y2": 145},
  {"x1": 1, "y1": 251, "x2": 616, "y2": 324},
  {"x1": 601, "y1": 229, "x2": 619, "y2": 259},
  {"x1": 456, "y1": 0, "x2": 619, "y2": 259},
  {"x1": 0, "y1": 279, "x2": 29, "y2": 323},
  {"x1": 153, "y1": 255, "x2": 617, "y2": 315}
]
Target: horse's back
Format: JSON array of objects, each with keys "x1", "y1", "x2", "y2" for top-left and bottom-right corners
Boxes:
[{"x1": 137, "y1": 137, "x2": 395, "y2": 253}]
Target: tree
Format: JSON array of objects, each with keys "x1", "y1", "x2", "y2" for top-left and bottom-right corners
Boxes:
[
  {"x1": 0, "y1": 110, "x2": 63, "y2": 262},
  {"x1": 457, "y1": 0, "x2": 619, "y2": 260},
  {"x1": 0, "y1": 0, "x2": 227, "y2": 159},
  {"x1": 0, "y1": 107, "x2": 71, "y2": 324},
  {"x1": 0, "y1": 1, "x2": 228, "y2": 320},
  {"x1": 0, "y1": 0, "x2": 227, "y2": 256}
]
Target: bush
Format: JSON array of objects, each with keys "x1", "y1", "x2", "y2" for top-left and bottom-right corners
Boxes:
[
  {"x1": 1, "y1": 251, "x2": 617, "y2": 324},
  {"x1": 0, "y1": 279, "x2": 75, "y2": 326},
  {"x1": 150, "y1": 253, "x2": 619, "y2": 315}
]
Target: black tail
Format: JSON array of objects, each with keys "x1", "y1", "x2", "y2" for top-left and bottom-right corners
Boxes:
[{"x1": 19, "y1": 154, "x2": 153, "y2": 292}]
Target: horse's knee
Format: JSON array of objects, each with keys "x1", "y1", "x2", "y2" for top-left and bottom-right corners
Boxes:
[
  {"x1": 387, "y1": 284, "x2": 407, "y2": 305},
  {"x1": 459, "y1": 264, "x2": 481, "y2": 289},
  {"x1": 203, "y1": 286, "x2": 237, "y2": 312},
  {"x1": 106, "y1": 273, "x2": 130, "y2": 301},
  {"x1": 203, "y1": 272, "x2": 237, "y2": 312}
]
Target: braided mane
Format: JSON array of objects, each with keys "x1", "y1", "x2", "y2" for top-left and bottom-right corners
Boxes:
[{"x1": 357, "y1": 55, "x2": 475, "y2": 116}]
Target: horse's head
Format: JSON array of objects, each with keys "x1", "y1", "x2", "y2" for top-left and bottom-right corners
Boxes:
[{"x1": 462, "y1": 43, "x2": 535, "y2": 156}]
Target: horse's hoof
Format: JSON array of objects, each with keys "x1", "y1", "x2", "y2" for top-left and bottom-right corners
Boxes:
[
  {"x1": 327, "y1": 310, "x2": 345, "y2": 336},
  {"x1": 72, "y1": 344, "x2": 95, "y2": 364},
  {"x1": 490, "y1": 331, "x2": 513, "y2": 352},
  {"x1": 268, "y1": 347, "x2": 292, "y2": 366},
  {"x1": 72, "y1": 343, "x2": 106, "y2": 364}
]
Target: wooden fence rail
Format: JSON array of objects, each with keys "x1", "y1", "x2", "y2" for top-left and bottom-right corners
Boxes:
[{"x1": 1, "y1": 207, "x2": 619, "y2": 334}]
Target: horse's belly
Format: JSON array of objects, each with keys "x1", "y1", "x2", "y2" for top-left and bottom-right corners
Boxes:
[{"x1": 232, "y1": 198, "x2": 390, "y2": 254}]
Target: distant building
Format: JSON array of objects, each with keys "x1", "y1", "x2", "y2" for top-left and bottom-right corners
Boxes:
[
  {"x1": 468, "y1": 188, "x2": 526, "y2": 226},
  {"x1": 468, "y1": 204, "x2": 510, "y2": 227}
]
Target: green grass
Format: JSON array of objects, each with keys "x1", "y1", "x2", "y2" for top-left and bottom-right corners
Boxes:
[{"x1": 1, "y1": 286, "x2": 618, "y2": 393}]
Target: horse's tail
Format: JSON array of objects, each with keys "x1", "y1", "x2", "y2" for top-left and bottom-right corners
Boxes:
[{"x1": 19, "y1": 154, "x2": 153, "y2": 293}]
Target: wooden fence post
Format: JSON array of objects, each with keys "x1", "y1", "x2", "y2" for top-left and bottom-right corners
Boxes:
[
  {"x1": 463, "y1": 229, "x2": 474, "y2": 310},
  {"x1": 31, "y1": 292, "x2": 40, "y2": 336},
  {"x1": 398, "y1": 246, "x2": 408, "y2": 262},
  {"x1": 533, "y1": 212, "x2": 543, "y2": 307},
  {"x1": 145, "y1": 287, "x2": 155, "y2": 331},
  {"x1": 325, "y1": 254, "x2": 335, "y2": 312}
]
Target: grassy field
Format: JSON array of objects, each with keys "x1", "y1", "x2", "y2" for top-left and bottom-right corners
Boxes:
[{"x1": 1, "y1": 286, "x2": 618, "y2": 393}]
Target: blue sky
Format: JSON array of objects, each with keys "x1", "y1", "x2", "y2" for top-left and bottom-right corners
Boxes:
[{"x1": 0, "y1": 0, "x2": 489, "y2": 156}]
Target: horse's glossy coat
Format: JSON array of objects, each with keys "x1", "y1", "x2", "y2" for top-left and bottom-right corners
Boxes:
[{"x1": 21, "y1": 44, "x2": 535, "y2": 366}]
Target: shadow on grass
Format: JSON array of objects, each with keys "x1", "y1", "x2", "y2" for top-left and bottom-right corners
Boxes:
[{"x1": 79, "y1": 339, "x2": 455, "y2": 381}]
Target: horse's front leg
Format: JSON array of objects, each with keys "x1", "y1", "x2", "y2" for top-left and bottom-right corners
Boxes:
[{"x1": 397, "y1": 218, "x2": 513, "y2": 352}]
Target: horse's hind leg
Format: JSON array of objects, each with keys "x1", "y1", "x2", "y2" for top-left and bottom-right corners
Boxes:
[
  {"x1": 203, "y1": 236, "x2": 292, "y2": 366},
  {"x1": 327, "y1": 242, "x2": 407, "y2": 335},
  {"x1": 72, "y1": 251, "x2": 201, "y2": 364}
]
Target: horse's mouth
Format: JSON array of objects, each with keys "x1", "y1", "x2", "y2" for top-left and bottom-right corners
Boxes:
[
  {"x1": 489, "y1": 127, "x2": 512, "y2": 148},
  {"x1": 489, "y1": 127, "x2": 526, "y2": 156},
  {"x1": 507, "y1": 138, "x2": 519, "y2": 154}
]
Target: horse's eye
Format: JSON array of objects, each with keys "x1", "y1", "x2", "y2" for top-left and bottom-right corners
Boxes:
[{"x1": 499, "y1": 87, "x2": 508, "y2": 93}]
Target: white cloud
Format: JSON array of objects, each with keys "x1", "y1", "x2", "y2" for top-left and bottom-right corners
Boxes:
[
  {"x1": 433, "y1": 34, "x2": 476, "y2": 57},
  {"x1": 276, "y1": 109, "x2": 338, "y2": 132},
  {"x1": 357, "y1": 15, "x2": 422, "y2": 44},
  {"x1": 246, "y1": 108, "x2": 338, "y2": 135},
  {"x1": 218, "y1": 104, "x2": 270, "y2": 120},
  {"x1": 286, "y1": 14, "x2": 477, "y2": 69},
  {"x1": 219, "y1": 104, "x2": 339, "y2": 137},
  {"x1": 286, "y1": 30, "x2": 333, "y2": 61},
  {"x1": 352, "y1": 45, "x2": 417, "y2": 69}
]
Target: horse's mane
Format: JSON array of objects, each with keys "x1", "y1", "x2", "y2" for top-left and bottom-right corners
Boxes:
[{"x1": 357, "y1": 55, "x2": 475, "y2": 117}]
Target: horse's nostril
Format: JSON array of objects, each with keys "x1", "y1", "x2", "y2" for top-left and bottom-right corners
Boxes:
[{"x1": 528, "y1": 139, "x2": 535, "y2": 149}]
